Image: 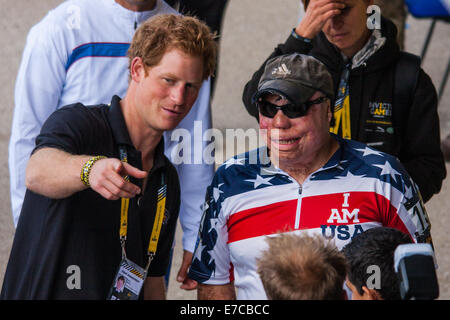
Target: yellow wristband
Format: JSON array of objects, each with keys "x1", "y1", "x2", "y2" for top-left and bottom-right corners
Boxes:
[{"x1": 80, "y1": 156, "x2": 106, "y2": 187}]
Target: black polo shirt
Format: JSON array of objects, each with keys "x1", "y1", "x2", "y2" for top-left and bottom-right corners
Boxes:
[{"x1": 1, "y1": 96, "x2": 180, "y2": 299}]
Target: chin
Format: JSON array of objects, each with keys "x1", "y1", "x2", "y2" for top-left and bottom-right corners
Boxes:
[
  {"x1": 270, "y1": 149, "x2": 298, "y2": 163},
  {"x1": 160, "y1": 119, "x2": 183, "y2": 131}
]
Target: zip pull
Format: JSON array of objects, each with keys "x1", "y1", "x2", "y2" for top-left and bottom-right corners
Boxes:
[
  {"x1": 295, "y1": 184, "x2": 303, "y2": 229},
  {"x1": 134, "y1": 20, "x2": 138, "y2": 30}
]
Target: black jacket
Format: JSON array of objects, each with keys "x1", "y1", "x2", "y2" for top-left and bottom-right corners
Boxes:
[{"x1": 242, "y1": 18, "x2": 446, "y2": 202}]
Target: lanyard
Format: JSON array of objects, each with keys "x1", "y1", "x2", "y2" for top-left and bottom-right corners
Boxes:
[
  {"x1": 118, "y1": 145, "x2": 167, "y2": 272},
  {"x1": 330, "y1": 63, "x2": 351, "y2": 139}
]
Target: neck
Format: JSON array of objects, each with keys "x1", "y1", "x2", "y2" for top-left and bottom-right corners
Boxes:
[
  {"x1": 115, "y1": 0, "x2": 156, "y2": 12},
  {"x1": 275, "y1": 136, "x2": 339, "y2": 184},
  {"x1": 120, "y1": 94, "x2": 162, "y2": 162}
]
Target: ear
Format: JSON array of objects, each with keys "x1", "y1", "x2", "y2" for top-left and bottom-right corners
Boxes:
[
  {"x1": 361, "y1": 286, "x2": 383, "y2": 300},
  {"x1": 327, "y1": 101, "x2": 333, "y2": 123},
  {"x1": 129, "y1": 57, "x2": 147, "y2": 83}
]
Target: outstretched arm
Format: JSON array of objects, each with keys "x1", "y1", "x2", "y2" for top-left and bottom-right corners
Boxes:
[{"x1": 26, "y1": 147, "x2": 145, "y2": 199}]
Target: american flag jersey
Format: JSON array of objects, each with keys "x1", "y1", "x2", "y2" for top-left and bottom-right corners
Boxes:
[{"x1": 188, "y1": 135, "x2": 432, "y2": 299}]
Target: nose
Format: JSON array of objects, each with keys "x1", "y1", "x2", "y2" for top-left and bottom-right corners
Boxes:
[
  {"x1": 170, "y1": 84, "x2": 186, "y2": 106},
  {"x1": 271, "y1": 110, "x2": 291, "y2": 129},
  {"x1": 330, "y1": 14, "x2": 344, "y2": 30}
]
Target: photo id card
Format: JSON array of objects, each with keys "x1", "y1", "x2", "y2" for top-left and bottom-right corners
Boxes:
[{"x1": 108, "y1": 258, "x2": 146, "y2": 300}]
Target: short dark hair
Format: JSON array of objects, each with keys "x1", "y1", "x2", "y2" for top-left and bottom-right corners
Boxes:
[{"x1": 342, "y1": 227, "x2": 412, "y2": 300}]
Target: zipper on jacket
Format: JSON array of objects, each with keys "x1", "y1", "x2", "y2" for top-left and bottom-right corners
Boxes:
[{"x1": 294, "y1": 184, "x2": 302, "y2": 229}]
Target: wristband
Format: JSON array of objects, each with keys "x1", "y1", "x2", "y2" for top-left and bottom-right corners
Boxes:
[
  {"x1": 291, "y1": 28, "x2": 312, "y2": 43},
  {"x1": 81, "y1": 156, "x2": 107, "y2": 187}
]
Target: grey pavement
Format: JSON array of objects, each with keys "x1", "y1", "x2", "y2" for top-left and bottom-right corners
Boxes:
[{"x1": 0, "y1": 0, "x2": 449, "y2": 300}]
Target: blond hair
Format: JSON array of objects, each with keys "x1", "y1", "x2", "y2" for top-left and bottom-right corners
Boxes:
[
  {"x1": 257, "y1": 233, "x2": 347, "y2": 300},
  {"x1": 128, "y1": 14, "x2": 217, "y2": 80}
]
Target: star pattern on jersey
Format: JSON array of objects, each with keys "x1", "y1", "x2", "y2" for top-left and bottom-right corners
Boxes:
[
  {"x1": 328, "y1": 159, "x2": 347, "y2": 171},
  {"x1": 245, "y1": 174, "x2": 274, "y2": 189},
  {"x1": 190, "y1": 192, "x2": 218, "y2": 280},
  {"x1": 335, "y1": 169, "x2": 365, "y2": 180},
  {"x1": 223, "y1": 156, "x2": 246, "y2": 169},
  {"x1": 213, "y1": 183, "x2": 224, "y2": 202},
  {"x1": 355, "y1": 146, "x2": 384, "y2": 157},
  {"x1": 189, "y1": 138, "x2": 420, "y2": 284},
  {"x1": 404, "y1": 183, "x2": 413, "y2": 199},
  {"x1": 200, "y1": 200, "x2": 209, "y2": 214},
  {"x1": 373, "y1": 160, "x2": 401, "y2": 184},
  {"x1": 208, "y1": 217, "x2": 220, "y2": 234},
  {"x1": 259, "y1": 164, "x2": 280, "y2": 177},
  {"x1": 309, "y1": 140, "x2": 413, "y2": 194},
  {"x1": 206, "y1": 243, "x2": 222, "y2": 267},
  {"x1": 193, "y1": 240, "x2": 207, "y2": 265}
]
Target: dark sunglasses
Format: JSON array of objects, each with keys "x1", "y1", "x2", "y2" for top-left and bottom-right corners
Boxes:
[{"x1": 257, "y1": 96, "x2": 329, "y2": 119}]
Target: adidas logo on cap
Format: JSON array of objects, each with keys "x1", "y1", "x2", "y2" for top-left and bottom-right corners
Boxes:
[{"x1": 271, "y1": 63, "x2": 291, "y2": 77}]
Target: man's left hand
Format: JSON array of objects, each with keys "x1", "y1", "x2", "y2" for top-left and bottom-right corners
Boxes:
[{"x1": 176, "y1": 250, "x2": 198, "y2": 290}]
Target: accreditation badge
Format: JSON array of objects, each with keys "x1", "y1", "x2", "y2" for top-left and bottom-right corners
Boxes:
[{"x1": 108, "y1": 258, "x2": 147, "y2": 300}]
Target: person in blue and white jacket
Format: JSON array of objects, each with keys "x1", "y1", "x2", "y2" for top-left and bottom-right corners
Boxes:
[{"x1": 8, "y1": 0, "x2": 212, "y2": 288}]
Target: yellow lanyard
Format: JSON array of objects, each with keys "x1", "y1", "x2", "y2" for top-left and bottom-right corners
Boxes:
[
  {"x1": 149, "y1": 183, "x2": 167, "y2": 254},
  {"x1": 330, "y1": 63, "x2": 352, "y2": 139},
  {"x1": 331, "y1": 95, "x2": 351, "y2": 139},
  {"x1": 118, "y1": 146, "x2": 166, "y2": 271}
]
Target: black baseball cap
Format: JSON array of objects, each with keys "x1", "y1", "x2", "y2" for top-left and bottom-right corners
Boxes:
[{"x1": 252, "y1": 53, "x2": 334, "y2": 105}]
